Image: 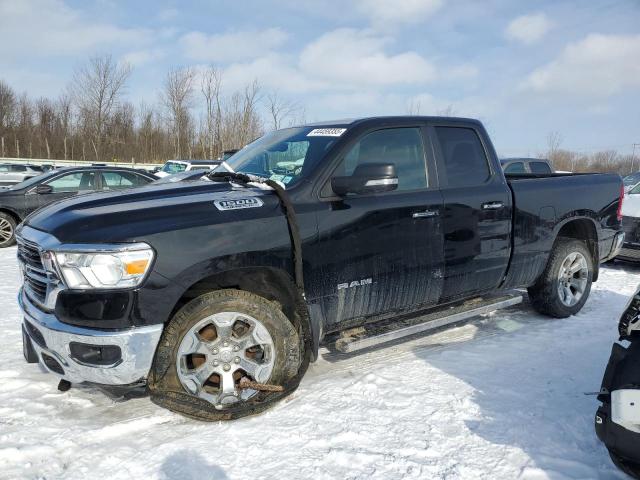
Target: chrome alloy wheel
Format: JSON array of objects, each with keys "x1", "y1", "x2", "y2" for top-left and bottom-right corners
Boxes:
[
  {"x1": 557, "y1": 251, "x2": 589, "y2": 307},
  {"x1": 0, "y1": 217, "x2": 13, "y2": 244},
  {"x1": 176, "y1": 311, "x2": 275, "y2": 409}
]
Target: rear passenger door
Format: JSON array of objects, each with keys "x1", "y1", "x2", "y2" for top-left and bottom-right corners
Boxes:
[
  {"x1": 316, "y1": 126, "x2": 445, "y2": 326},
  {"x1": 430, "y1": 124, "x2": 512, "y2": 301}
]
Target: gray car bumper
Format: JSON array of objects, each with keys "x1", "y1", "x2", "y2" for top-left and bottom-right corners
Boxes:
[{"x1": 19, "y1": 288, "x2": 163, "y2": 385}]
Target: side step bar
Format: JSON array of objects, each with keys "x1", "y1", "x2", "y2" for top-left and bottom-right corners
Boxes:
[{"x1": 334, "y1": 294, "x2": 523, "y2": 353}]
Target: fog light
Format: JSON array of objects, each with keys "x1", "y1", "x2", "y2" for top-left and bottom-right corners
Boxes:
[{"x1": 69, "y1": 342, "x2": 122, "y2": 366}]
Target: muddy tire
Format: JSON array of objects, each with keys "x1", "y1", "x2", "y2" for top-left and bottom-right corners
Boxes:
[
  {"x1": 148, "y1": 289, "x2": 307, "y2": 421},
  {"x1": 609, "y1": 452, "x2": 640, "y2": 479},
  {"x1": 0, "y1": 212, "x2": 17, "y2": 248},
  {"x1": 528, "y1": 237, "x2": 594, "y2": 318}
]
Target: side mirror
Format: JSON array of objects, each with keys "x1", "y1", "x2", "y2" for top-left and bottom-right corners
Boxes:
[
  {"x1": 331, "y1": 163, "x2": 398, "y2": 196},
  {"x1": 35, "y1": 184, "x2": 53, "y2": 195}
]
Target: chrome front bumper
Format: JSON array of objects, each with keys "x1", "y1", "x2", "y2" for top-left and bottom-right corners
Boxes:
[{"x1": 19, "y1": 288, "x2": 163, "y2": 385}]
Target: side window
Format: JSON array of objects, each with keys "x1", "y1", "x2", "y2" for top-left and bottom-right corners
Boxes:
[
  {"x1": 434, "y1": 127, "x2": 490, "y2": 188},
  {"x1": 336, "y1": 127, "x2": 427, "y2": 192},
  {"x1": 102, "y1": 171, "x2": 139, "y2": 190},
  {"x1": 11, "y1": 165, "x2": 27, "y2": 172},
  {"x1": 504, "y1": 162, "x2": 525, "y2": 174},
  {"x1": 0, "y1": 165, "x2": 9, "y2": 172},
  {"x1": 46, "y1": 172, "x2": 97, "y2": 193},
  {"x1": 530, "y1": 161, "x2": 552, "y2": 174}
]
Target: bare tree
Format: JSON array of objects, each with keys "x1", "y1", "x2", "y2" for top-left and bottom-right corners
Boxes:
[
  {"x1": 406, "y1": 98, "x2": 421, "y2": 115},
  {"x1": 0, "y1": 80, "x2": 16, "y2": 156},
  {"x1": 162, "y1": 66, "x2": 195, "y2": 158},
  {"x1": 70, "y1": 54, "x2": 132, "y2": 161},
  {"x1": 200, "y1": 66, "x2": 222, "y2": 159},
  {"x1": 437, "y1": 105, "x2": 456, "y2": 117},
  {"x1": 265, "y1": 90, "x2": 300, "y2": 130}
]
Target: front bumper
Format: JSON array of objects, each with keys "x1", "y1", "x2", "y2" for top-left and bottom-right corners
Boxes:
[{"x1": 19, "y1": 287, "x2": 163, "y2": 385}]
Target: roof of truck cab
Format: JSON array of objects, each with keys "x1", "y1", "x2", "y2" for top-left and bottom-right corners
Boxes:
[{"x1": 300, "y1": 116, "x2": 483, "y2": 128}]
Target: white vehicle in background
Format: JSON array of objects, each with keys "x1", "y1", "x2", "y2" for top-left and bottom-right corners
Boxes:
[
  {"x1": 155, "y1": 160, "x2": 221, "y2": 178},
  {"x1": 618, "y1": 182, "x2": 640, "y2": 261},
  {"x1": 623, "y1": 172, "x2": 640, "y2": 193},
  {"x1": 0, "y1": 163, "x2": 45, "y2": 186}
]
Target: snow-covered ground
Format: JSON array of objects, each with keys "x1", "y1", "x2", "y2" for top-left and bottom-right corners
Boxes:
[{"x1": 0, "y1": 245, "x2": 637, "y2": 480}]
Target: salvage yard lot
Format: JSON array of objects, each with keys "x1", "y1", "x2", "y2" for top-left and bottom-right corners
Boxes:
[{"x1": 0, "y1": 246, "x2": 636, "y2": 480}]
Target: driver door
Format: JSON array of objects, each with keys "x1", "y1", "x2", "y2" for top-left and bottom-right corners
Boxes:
[{"x1": 314, "y1": 126, "x2": 445, "y2": 327}]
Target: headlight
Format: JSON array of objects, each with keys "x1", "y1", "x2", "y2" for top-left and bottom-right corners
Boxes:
[{"x1": 53, "y1": 246, "x2": 154, "y2": 289}]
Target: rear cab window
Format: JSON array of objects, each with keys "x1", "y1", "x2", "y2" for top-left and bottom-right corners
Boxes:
[
  {"x1": 504, "y1": 162, "x2": 525, "y2": 174},
  {"x1": 529, "y1": 161, "x2": 552, "y2": 174},
  {"x1": 433, "y1": 126, "x2": 491, "y2": 187}
]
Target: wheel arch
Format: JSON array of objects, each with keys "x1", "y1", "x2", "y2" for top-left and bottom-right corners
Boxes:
[
  {"x1": 552, "y1": 216, "x2": 600, "y2": 281},
  {"x1": 169, "y1": 266, "x2": 317, "y2": 361},
  {"x1": 0, "y1": 207, "x2": 21, "y2": 225}
]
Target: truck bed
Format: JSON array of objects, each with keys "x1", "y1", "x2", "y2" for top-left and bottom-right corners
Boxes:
[{"x1": 502, "y1": 172, "x2": 622, "y2": 289}]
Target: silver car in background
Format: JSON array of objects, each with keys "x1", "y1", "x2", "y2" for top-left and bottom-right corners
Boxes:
[{"x1": 0, "y1": 164, "x2": 44, "y2": 186}]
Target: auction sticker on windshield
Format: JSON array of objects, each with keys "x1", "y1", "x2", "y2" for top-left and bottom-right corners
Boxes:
[{"x1": 307, "y1": 128, "x2": 346, "y2": 137}]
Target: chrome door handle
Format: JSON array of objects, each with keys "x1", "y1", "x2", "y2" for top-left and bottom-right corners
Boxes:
[
  {"x1": 482, "y1": 201, "x2": 504, "y2": 210},
  {"x1": 412, "y1": 210, "x2": 439, "y2": 218}
]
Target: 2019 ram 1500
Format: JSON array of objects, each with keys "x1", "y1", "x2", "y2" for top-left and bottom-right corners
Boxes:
[{"x1": 17, "y1": 116, "x2": 624, "y2": 420}]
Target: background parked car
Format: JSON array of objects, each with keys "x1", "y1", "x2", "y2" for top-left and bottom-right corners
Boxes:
[
  {"x1": 0, "y1": 166, "x2": 156, "y2": 247},
  {"x1": 0, "y1": 163, "x2": 45, "y2": 186},
  {"x1": 500, "y1": 158, "x2": 554, "y2": 174},
  {"x1": 623, "y1": 172, "x2": 640, "y2": 192},
  {"x1": 155, "y1": 159, "x2": 221, "y2": 178},
  {"x1": 617, "y1": 182, "x2": 640, "y2": 261},
  {"x1": 153, "y1": 170, "x2": 211, "y2": 184}
]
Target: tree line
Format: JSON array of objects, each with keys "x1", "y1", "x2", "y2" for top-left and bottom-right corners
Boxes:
[
  {"x1": 0, "y1": 55, "x2": 303, "y2": 164},
  {"x1": 545, "y1": 132, "x2": 639, "y2": 176}
]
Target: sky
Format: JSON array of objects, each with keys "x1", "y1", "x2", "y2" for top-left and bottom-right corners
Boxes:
[{"x1": 0, "y1": 0, "x2": 639, "y2": 156}]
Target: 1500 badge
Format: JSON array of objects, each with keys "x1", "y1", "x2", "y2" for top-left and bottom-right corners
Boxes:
[
  {"x1": 214, "y1": 198, "x2": 264, "y2": 211},
  {"x1": 337, "y1": 278, "x2": 373, "y2": 290}
]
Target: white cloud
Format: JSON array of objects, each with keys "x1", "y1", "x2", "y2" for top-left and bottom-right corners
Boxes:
[
  {"x1": 0, "y1": 0, "x2": 152, "y2": 59},
  {"x1": 522, "y1": 33, "x2": 640, "y2": 96},
  {"x1": 180, "y1": 28, "x2": 288, "y2": 63},
  {"x1": 357, "y1": 0, "x2": 442, "y2": 27},
  {"x1": 122, "y1": 49, "x2": 167, "y2": 67},
  {"x1": 505, "y1": 13, "x2": 552, "y2": 45},
  {"x1": 220, "y1": 55, "x2": 327, "y2": 94},
  {"x1": 299, "y1": 29, "x2": 436, "y2": 88}
]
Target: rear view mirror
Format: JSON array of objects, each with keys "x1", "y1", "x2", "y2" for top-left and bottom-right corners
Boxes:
[
  {"x1": 35, "y1": 184, "x2": 53, "y2": 195},
  {"x1": 331, "y1": 163, "x2": 398, "y2": 196}
]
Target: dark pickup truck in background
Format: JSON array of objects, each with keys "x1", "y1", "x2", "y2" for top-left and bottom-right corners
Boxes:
[{"x1": 17, "y1": 116, "x2": 624, "y2": 420}]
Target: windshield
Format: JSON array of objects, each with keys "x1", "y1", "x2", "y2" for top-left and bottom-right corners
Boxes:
[
  {"x1": 624, "y1": 173, "x2": 640, "y2": 187},
  {"x1": 161, "y1": 161, "x2": 188, "y2": 174},
  {"x1": 216, "y1": 126, "x2": 345, "y2": 187}
]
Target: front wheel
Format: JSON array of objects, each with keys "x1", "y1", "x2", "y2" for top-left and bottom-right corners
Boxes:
[
  {"x1": 148, "y1": 289, "x2": 306, "y2": 421},
  {"x1": 0, "y1": 212, "x2": 17, "y2": 248},
  {"x1": 528, "y1": 237, "x2": 594, "y2": 318}
]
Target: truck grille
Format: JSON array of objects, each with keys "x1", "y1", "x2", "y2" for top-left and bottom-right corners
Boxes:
[{"x1": 17, "y1": 237, "x2": 52, "y2": 307}]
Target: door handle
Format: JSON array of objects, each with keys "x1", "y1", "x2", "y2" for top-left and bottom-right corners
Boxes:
[
  {"x1": 412, "y1": 210, "x2": 439, "y2": 218},
  {"x1": 482, "y1": 201, "x2": 504, "y2": 210}
]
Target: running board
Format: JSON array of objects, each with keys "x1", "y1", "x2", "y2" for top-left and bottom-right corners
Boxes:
[{"x1": 334, "y1": 294, "x2": 523, "y2": 353}]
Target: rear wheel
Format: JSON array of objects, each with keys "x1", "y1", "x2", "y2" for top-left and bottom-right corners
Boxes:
[
  {"x1": 0, "y1": 212, "x2": 17, "y2": 248},
  {"x1": 528, "y1": 237, "x2": 594, "y2": 318},
  {"x1": 148, "y1": 289, "x2": 306, "y2": 421}
]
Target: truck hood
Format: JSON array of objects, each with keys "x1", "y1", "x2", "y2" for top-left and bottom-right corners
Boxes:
[{"x1": 23, "y1": 181, "x2": 279, "y2": 244}]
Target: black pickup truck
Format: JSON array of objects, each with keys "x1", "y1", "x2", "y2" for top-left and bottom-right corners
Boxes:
[{"x1": 17, "y1": 116, "x2": 624, "y2": 420}]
